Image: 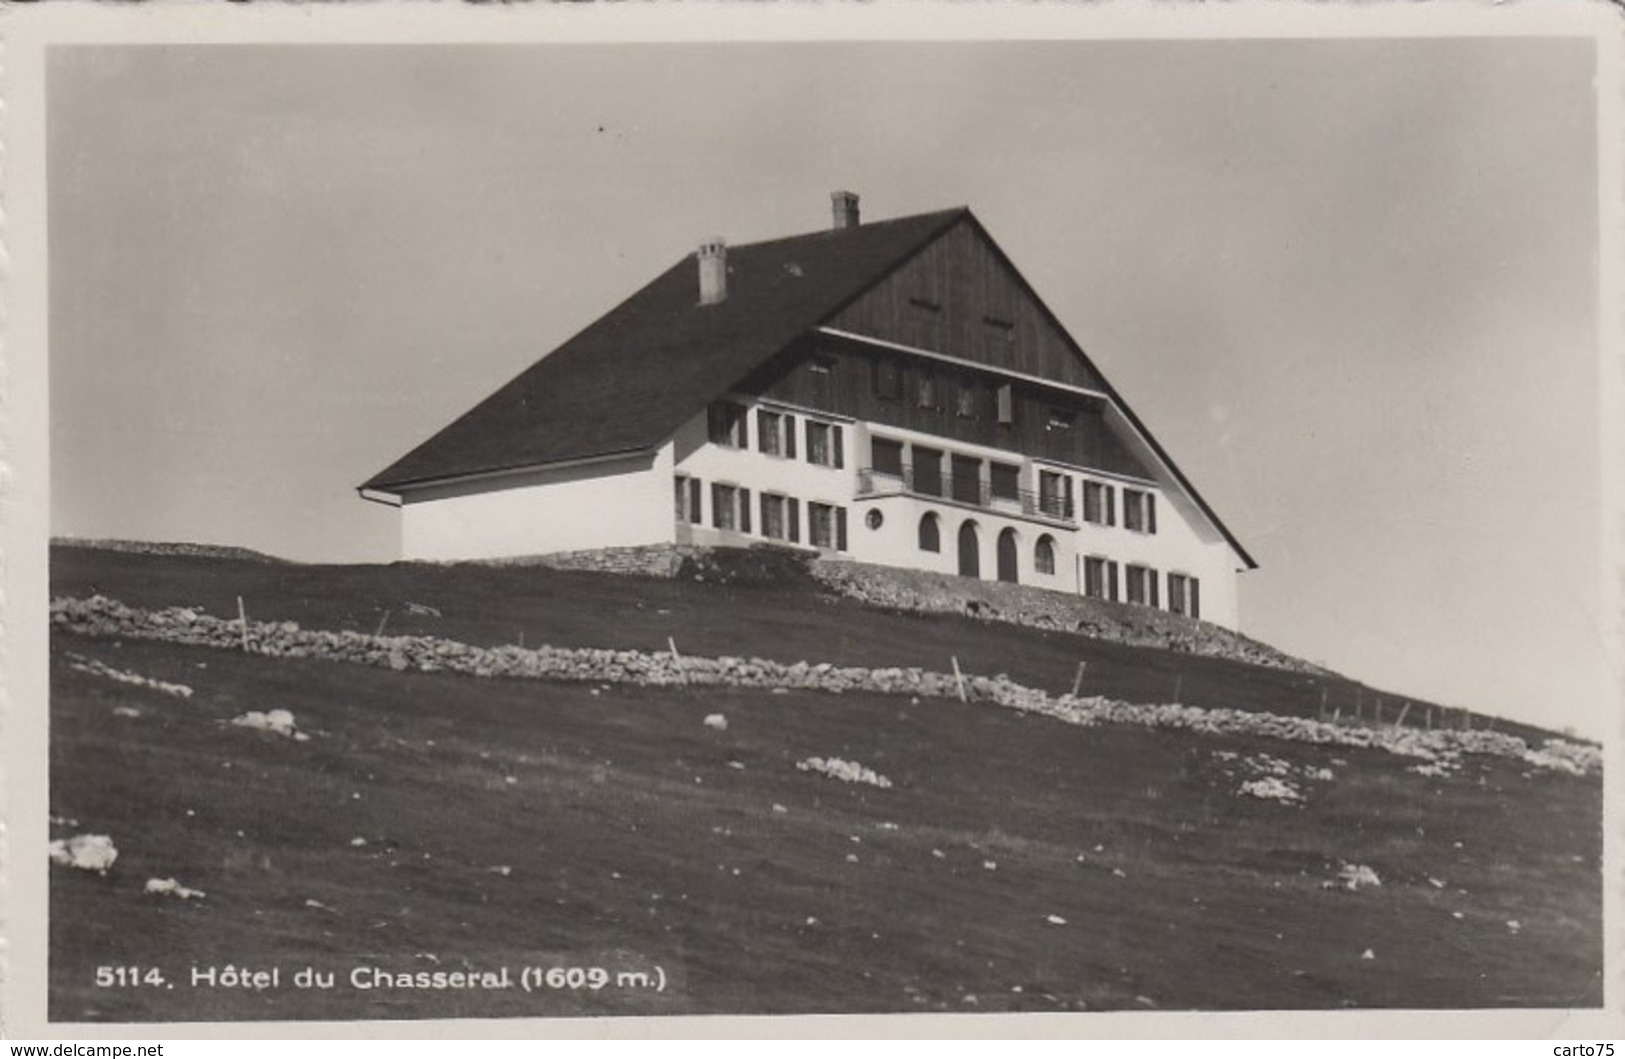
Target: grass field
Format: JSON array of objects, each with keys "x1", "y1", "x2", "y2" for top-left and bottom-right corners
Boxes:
[{"x1": 47, "y1": 546, "x2": 1603, "y2": 1020}]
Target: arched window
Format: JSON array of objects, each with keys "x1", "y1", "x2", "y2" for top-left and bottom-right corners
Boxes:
[
  {"x1": 918, "y1": 512, "x2": 941, "y2": 553},
  {"x1": 1035, "y1": 535, "x2": 1056, "y2": 576},
  {"x1": 996, "y1": 527, "x2": 1019, "y2": 583}
]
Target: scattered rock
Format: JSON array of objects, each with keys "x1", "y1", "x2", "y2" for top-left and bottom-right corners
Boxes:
[
  {"x1": 144, "y1": 877, "x2": 205, "y2": 900},
  {"x1": 796, "y1": 756, "x2": 893, "y2": 789},
  {"x1": 703, "y1": 713, "x2": 728, "y2": 731},
  {"x1": 231, "y1": 709, "x2": 309, "y2": 741},
  {"x1": 49, "y1": 834, "x2": 118, "y2": 874}
]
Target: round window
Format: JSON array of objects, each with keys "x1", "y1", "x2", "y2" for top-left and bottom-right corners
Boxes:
[{"x1": 865, "y1": 508, "x2": 884, "y2": 531}]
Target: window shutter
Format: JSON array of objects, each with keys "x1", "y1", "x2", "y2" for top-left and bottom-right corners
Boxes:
[
  {"x1": 1147, "y1": 494, "x2": 1157, "y2": 534},
  {"x1": 997, "y1": 383, "x2": 1014, "y2": 425},
  {"x1": 836, "y1": 507, "x2": 848, "y2": 552},
  {"x1": 740, "y1": 488, "x2": 752, "y2": 534},
  {"x1": 832, "y1": 425, "x2": 845, "y2": 469},
  {"x1": 1106, "y1": 487, "x2": 1117, "y2": 526},
  {"x1": 788, "y1": 498, "x2": 800, "y2": 543},
  {"x1": 1190, "y1": 578, "x2": 1201, "y2": 620},
  {"x1": 785, "y1": 416, "x2": 797, "y2": 459},
  {"x1": 1108, "y1": 561, "x2": 1119, "y2": 602},
  {"x1": 1149, "y1": 569, "x2": 1160, "y2": 608},
  {"x1": 760, "y1": 493, "x2": 771, "y2": 535}
]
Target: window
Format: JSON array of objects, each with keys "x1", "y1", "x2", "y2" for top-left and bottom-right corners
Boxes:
[
  {"x1": 917, "y1": 371, "x2": 940, "y2": 410},
  {"x1": 711, "y1": 483, "x2": 738, "y2": 531},
  {"x1": 1084, "y1": 557, "x2": 1105, "y2": 599},
  {"x1": 918, "y1": 512, "x2": 941, "y2": 552},
  {"x1": 951, "y1": 454, "x2": 982, "y2": 505},
  {"x1": 1083, "y1": 480, "x2": 1116, "y2": 526},
  {"x1": 1046, "y1": 408, "x2": 1076, "y2": 432},
  {"x1": 996, "y1": 383, "x2": 1014, "y2": 426},
  {"x1": 955, "y1": 381, "x2": 979, "y2": 419},
  {"x1": 1085, "y1": 557, "x2": 1119, "y2": 601},
  {"x1": 1035, "y1": 535, "x2": 1056, "y2": 576},
  {"x1": 865, "y1": 508, "x2": 883, "y2": 531},
  {"x1": 809, "y1": 502, "x2": 844, "y2": 550},
  {"x1": 990, "y1": 462, "x2": 1020, "y2": 503},
  {"x1": 1124, "y1": 489, "x2": 1157, "y2": 534},
  {"x1": 1170, "y1": 575, "x2": 1201, "y2": 617},
  {"x1": 761, "y1": 494, "x2": 788, "y2": 541},
  {"x1": 757, "y1": 411, "x2": 783, "y2": 456},
  {"x1": 871, "y1": 437, "x2": 904, "y2": 478},
  {"x1": 983, "y1": 314, "x2": 1016, "y2": 333},
  {"x1": 1126, "y1": 564, "x2": 1149, "y2": 605},
  {"x1": 913, "y1": 447, "x2": 944, "y2": 497},
  {"x1": 674, "y1": 475, "x2": 702, "y2": 524},
  {"x1": 1039, "y1": 470, "x2": 1073, "y2": 520},
  {"x1": 707, "y1": 401, "x2": 747, "y2": 448},
  {"x1": 808, "y1": 356, "x2": 835, "y2": 403},
  {"x1": 873, "y1": 357, "x2": 902, "y2": 400},
  {"x1": 806, "y1": 421, "x2": 844, "y2": 468}
]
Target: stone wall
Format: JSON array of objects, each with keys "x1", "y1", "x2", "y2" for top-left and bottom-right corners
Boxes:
[
  {"x1": 806, "y1": 558, "x2": 1327, "y2": 676},
  {"x1": 478, "y1": 543, "x2": 1325, "y2": 675},
  {"x1": 49, "y1": 593, "x2": 1599, "y2": 777}
]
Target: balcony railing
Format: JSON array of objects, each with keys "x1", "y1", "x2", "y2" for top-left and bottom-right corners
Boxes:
[{"x1": 857, "y1": 467, "x2": 1077, "y2": 523}]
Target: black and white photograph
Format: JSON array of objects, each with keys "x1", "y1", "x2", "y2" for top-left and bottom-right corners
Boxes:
[{"x1": 5, "y1": 3, "x2": 1620, "y2": 1039}]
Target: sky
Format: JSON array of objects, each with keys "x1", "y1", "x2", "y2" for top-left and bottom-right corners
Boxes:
[{"x1": 45, "y1": 37, "x2": 1613, "y2": 739}]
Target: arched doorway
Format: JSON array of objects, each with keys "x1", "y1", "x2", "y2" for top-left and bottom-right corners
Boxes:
[
  {"x1": 957, "y1": 521, "x2": 981, "y2": 579},
  {"x1": 997, "y1": 528, "x2": 1019, "y2": 584}
]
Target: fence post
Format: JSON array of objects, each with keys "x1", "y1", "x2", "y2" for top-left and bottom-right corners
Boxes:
[
  {"x1": 951, "y1": 655, "x2": 968, "y2": 703},
  {"x1": 1070, "y1": 661, "x2": 1087, "y2": 698},
  {"x1": 237, "y1": 596, "x2": 251, "y2": 653}
]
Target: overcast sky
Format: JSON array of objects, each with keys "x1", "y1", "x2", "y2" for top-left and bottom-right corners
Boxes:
[{"x1": 46, "y1": 38, "x2": 1611, "y2": 739}]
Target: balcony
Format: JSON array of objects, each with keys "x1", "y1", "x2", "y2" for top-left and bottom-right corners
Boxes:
[{"x1": 856, "y1": 467, "x2": 1077, "y2": 524}]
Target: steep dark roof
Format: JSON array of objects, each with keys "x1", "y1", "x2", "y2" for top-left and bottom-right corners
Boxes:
[{"x1": 362, "y1": 208, "x2": 968, "y2": 493}]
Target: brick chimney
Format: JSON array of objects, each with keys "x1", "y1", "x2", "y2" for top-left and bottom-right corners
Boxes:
[
  {"x1": 697, "y1": 238, "x2": 727, "y2": 305},
  {"x1": 831, "y1": 190, "x2": 860, "y2": 230}
]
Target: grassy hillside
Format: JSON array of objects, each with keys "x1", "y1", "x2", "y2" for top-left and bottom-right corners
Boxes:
[
  {"x1": 50, "y1": 543, "x2": 1533, "y2": 739},
  {"x1": 47, "y1": 545, "x2": 1602, "y2": 1020}
]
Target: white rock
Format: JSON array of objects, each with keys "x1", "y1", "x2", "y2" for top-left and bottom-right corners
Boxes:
[
  {"x1": 231, "y1": 709, "x2": 304, "y2": 739},
  {"x1": 703, "y1": 713, "x2": 728, "y2": 731},
  {"x1": 1046, "y1": 914, "x2": 1067, "y2": 925},
  {"x1": 49, "y1": 834, "x2": 118, "y2": 874},
  {"x1": 145, "y1": 877, "x2": 205, "y2": 900}
]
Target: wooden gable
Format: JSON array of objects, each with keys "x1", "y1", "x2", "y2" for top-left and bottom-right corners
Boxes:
[{"x1": 826, "y1": 216, "x2": 1104, "y2": 391}]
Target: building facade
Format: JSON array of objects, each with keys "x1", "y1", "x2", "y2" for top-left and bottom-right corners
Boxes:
[{"x1": 362, "y1": 194, "x2": 1255, "y2": 628}]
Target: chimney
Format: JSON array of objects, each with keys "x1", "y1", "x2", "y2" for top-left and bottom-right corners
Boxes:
[
  {"x1": 697, "y1": 238, "x2": 727, "y2": 305},
  {"x1": 831, "y1": 190, "x2": 860, "y2": 230}
]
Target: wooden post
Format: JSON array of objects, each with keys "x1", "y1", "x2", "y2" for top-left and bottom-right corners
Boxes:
[
  {"x1": 1070, "y1": 661, "x2": 1087, "y2": 698},
  {"x1": 1373, "y1": 696, "x2": 1383, "y2": 726},
  {"x1": 1173, "y1": 674, "x2": 1184, "y2": 703},
  {"x1": 1426, "y1": 705, "x2": 1433, "y2": 730},
  {"x1": 1394, "y1": 700, "x2": 1412, "y2": 729},
  {"x1": 237, "y1": 595, "x2": 250, "y2": 653},
  {"x1": 1461, "y1": 709, "x2": 1471, "y2": 731},
  {"x1": 374, "y1": 610, "x2": 391, "y2": 637},
  {"x1": 951, "y1": 655, "x2": 968, "y2": 703},
  {"x1": 669, "y1": 636, "x2": 685, "y2": 684},
  {"x1": 1319, "y1": 687, "x2": 1329, "y2": 721}
]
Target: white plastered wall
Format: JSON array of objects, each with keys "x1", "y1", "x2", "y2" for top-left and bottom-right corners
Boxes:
[{"x1": 399, "y1": 447, "x2": 676, "y2": 561}]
